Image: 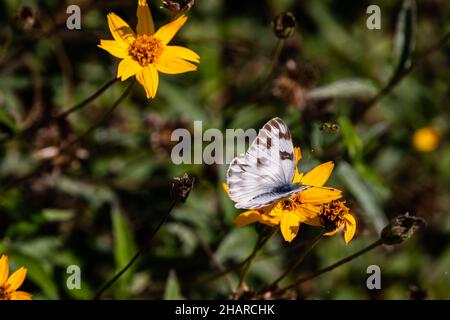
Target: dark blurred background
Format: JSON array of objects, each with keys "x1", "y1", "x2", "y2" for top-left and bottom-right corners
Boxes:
[{"x1": 0, "y1": 0, "x2": 449, "y2": 299}]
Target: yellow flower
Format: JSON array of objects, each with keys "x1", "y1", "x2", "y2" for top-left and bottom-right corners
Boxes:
[
  {"x1": 98, "y1": 0, "x2": 200, "y2": 99},
  {"x1": 231, "y1": 147, "x2": 356, "y2": 244},
  {"x1": 412, "y1": 127, "x2": 441, "y2": 152},
  {"x1": 0, "y1": 255, "x2": 32, "y2": 300}
]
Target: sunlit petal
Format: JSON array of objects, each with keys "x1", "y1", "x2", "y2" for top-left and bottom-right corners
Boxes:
[
  {"x1": 154, "y1": 15, "x2": 188, "y2": 45},
  {"x1": 164, "y1": 45, "x2": 200, "y2": 63},
  {"x1": 343, "y1": 213, "x2": 357, "y2": 244},
  {"x1": 6, "y1": 267, "x2": 27, "y2": 292},
  {"x1": 156, "y1": 53, "x2": 198, "y2": 74},
  {"x1": 234, "y1": 210, "x2": 262, "y2": 226},
  {"x1": 136, "y1": 0, "x2": 155, "y2": 35},
  {"x1": 280, "y1": 210, "x2": 301, "y2": 242},
  {"x1": 0, "y1": 255, "x2": 9, "y2": 286},
  {"x1": 117, "y1": 57, "x2": 142, "y2": 81},
  {"x1": 299, "y1": 187, "x2": 342, "y2": 204},
  {"x1": 107, "y1": 13, "x2": 136, "y2": 44},
  {"x1": 292, "y1": 147, "x2": 303, "y2": 183},
  {"x1": 136, "y1": 65, "x2": 159, "y2": 99},
  {"x1": 301, "y1": 162, "x2": 335, "y2": 187},
  {"x1": 98, "y1": 40, "x2": 129, "y2": 59},
  {"x1": 10, "y1": 291, "x2": 32, "y2": 300}
]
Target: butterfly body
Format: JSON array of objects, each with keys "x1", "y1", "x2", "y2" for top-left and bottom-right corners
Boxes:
[{"x1": 227, "y1": 118, "x2": 309, "y2": 209}]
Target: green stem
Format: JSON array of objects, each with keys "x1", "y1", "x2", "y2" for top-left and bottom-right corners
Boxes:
[
  {"x1": 274, "y1": 238, "x2": 383, "y2": 295},
  {"x1": 56, "y1": 77, "x2": 119, "y2": 119},
  {"x1": 233, "y1": 229, "x2": 276, "y2": 298},
  {"x1": 94, "y1": 199, "x2": 178, "y2": 300},
  {"x1": 257, "y1": 39, "x2": 285, "y2": 96},
  {"x1": 354, "y1": 30, "x2": 450, "y2": 120},
  {"x1": 63, "y1": 80, "x2": 134, "y2": 150},
  {"x1": 264, "y1": 231, "x2": 324, "y2": 292}
]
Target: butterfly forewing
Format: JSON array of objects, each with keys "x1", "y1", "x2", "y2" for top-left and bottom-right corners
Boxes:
[{"x1": 227, "y1": 117, "x2": 301, "y2": 209}]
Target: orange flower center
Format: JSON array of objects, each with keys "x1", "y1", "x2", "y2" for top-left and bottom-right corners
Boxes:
[
  {"x1": 319, "y1": 201, "x2": 349, "y2": 231},
  {"x1": 0, "y1": 285, "x2": 11, "y2": 300},
  {"x1": 129, "y1": 35, "x2": 163, "y2": 66}
]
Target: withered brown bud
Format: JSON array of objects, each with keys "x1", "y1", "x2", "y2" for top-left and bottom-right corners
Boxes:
[
  {"x1": 272, "y1": 12, "x2": 296, "y2": 39},
  {"x1": 171, "y1": 173, "x2": 194, "y2": 203},
  {"x1": 162, "y1": 0, "x2": 194, "y2": 14},
  {"x1": 16, "y1": 6, "x2": 36, "y2": 30},
  {"x1": 381, "y1": 213, "x2": 426, "y2": 245}
]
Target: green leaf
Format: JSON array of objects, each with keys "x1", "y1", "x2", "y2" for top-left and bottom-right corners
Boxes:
[
  {"x1": 338, "y1": 116, "x2": 363, "y2": 161},
  {"x1": 337, "y1": 162, "x2": 388, "y2": 233},
  {"x1": 0, "y1": 108, "x2": 16, "y2": 137},
  {"x1": 216, "y1": 228, "x2": 256, "y2": 264},
  {"x1": 42, "y1": 208, "x2": 75, "y2": 222},
  {"x1": 9, "y1": 250, "x2": 59, "y2": 299},
  {"x1": 111, "y1": 205, "x2": 137, "y2": 298},
  {"x1": 306, "y1": 79, "x2": 378, "y2": 100},
  {"x1": 164, "y1": 269, "x2": 184, "y2": 300},
  {"x1": 393, "y1": 0, "x2": 416, "y2": 78}
]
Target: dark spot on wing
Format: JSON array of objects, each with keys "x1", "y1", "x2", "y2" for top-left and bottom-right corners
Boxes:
[{"x1": 280, "y1": 151, "x2": 293, "y2": 160}]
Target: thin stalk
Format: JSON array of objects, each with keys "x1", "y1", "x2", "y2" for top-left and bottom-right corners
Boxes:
[
  {"x1": 354, "y1": 31, "x2": 450, "y2": 119},
  {"x1": 256, "y1": 39, "x2": 285, "y2": 97},
  {"x1": 56, "y1": 77, "x2": 119, "y2": 119},
  {"x1": 63, "y1": 80, "x2": 134, "y2": 150},
  {"x1": 194, "y1": 230, "x2": 234, "y2": 293},
  {"x1": 233, "y1": 229, "x2": 276, "y2": 298},
  {"x1": 264, "y1": 231, "x2": 324, "y2": 292},
  {"x1": 94, "y1": 200, "x2": 178, "y2": 300},
  {"x1": 274, "y1": 238, "x2": 383, "y2": 295}
]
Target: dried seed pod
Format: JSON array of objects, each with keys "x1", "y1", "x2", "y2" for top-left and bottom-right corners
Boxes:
[
  {"x1": 162, "y1": 0, "x2": 194, "y2": 14},
  {"x1": 381, "y1": 213, "x2": 426, "y2": 245},
  {"x1": 272, "y1": 12, "x2": 296, "y2": 39}
]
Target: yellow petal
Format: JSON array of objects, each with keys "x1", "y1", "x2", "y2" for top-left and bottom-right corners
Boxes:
[
  {"x1": 259, "y1": 213, "x2": 280, "y2": 227},
  {"x1": 164, "y1": 45, "x2": 200, "y2": 63},
  {"x1": 107, "y1": 13, "x2": 135, "y2": 45},
  {"x1": 292, "y1": 147, "x2": 303, "y2": 183},
  {"x1": 117, "y1": 57, "x2": 141, "y2": 81},
  {"x1": 156, "y1": 49, "x2": 198, "y2": 74},
  {"x1": 222, "y1": 183, "x2": 229, "y2": 194},
  {"x1": 299, "y1": 186, "x2": 342, "y2": 204},
  {"x1": 280, "y1": 210, "x2": 301, "y2": 242},
  {"x1": 301, "y1": 161, "x2": 335, "y2": 187},
  {"x1": 0, "y1": 255, "x2": 9, "y2": 286},
  {"x1": 343, "y1": 213, "x2": 356, "y2": 244},
  {"x1": 154, "y1": 15, "x2": 188, "y2": 45},
  {"x1": 296, "y1": 204, "x2": 322, "y2": 226},
  {"x1": 136, "y1": 0, "x2": 155, "y2": 35},
  {"x1": 324, "y1": 228, "x2": 340, "y2": 236},
  {"x1": 6, "y1": 267, "x2": 27, "y2": 292},
  {"x1": 234, "y1": 210, "x2": 262, "y2": 226},
  {"x1": 10, "y1": 291, "x2": 32, "y2": 300},
  {"x1": 136, "y1": 65, "x2": 159, "y2": 99},
  {"x1": 98, "y1": 40, "x2": 129, "y2": 59}
]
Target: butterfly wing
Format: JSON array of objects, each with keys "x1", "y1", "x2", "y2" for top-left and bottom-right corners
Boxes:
[{"x1": 227, "y1": 117, "x2": 304, "y2": 209}]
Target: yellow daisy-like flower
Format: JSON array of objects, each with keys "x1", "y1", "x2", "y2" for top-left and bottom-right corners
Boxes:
[
  {"x1": 0, "y1": 255, "x2": 32, "y2": 300},
  {"x1": 228, "y1": 147, "x2": 356, "y2": 244},
  {"x1": 98, "y1": 0, "x2": 200, "y2": 99},
  {"x1": 412, "y1": 127, "x2": 441, "y2": 152}
]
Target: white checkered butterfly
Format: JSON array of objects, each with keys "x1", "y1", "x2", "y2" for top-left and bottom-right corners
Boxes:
[{"x1": 226, "y1": 117, "x2": 309, "y2": 209}]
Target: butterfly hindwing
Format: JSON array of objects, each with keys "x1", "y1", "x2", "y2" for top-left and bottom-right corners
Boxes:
[{"x1": 227, "y1": 117, "x2": 301, "y2": 209}]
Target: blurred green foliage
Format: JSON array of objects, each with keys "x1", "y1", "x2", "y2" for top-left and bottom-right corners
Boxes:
[{"x1": 0, "y1": 0, "x2": 449, "y2": 300}]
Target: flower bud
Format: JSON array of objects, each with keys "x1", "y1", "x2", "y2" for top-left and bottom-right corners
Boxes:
[
  {"x1": 15, "y1": 6, "x2": 36, "y2": 30},
  {"x1": 272, "y1": 12, "x2": 296, "y2": 39},
  {"x1": 162, "y1": 0, "x2": 195, "y2": 14},
  {"x1": 171, "y1": 173, "x2": 194, "y2": 203},
  {"x1": 381, "y1": 213, "x2": 425, "y2": 245}
]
